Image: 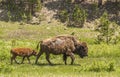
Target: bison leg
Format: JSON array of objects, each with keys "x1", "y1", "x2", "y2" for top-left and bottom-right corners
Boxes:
[
  {"x1": 69, "y1": 53, "x2": 75, "y2": 65},
  {"x1": 21, "y1": 56, "x2": 25, "y2": 64},
  {"x1": 63, "y1": 53, "x2": 67, "y2": 65},
  {"x1": 46, "y1": 53, "x2": 52, "y2": 65},
  {"x1": 66, "y1": 49, "x2": 75, "y2": 65},
  {"x1": 27, "y1": 57, "x2": 31, "y2": 64},
  {"x1": 35, "y1": 51, "x2": 44, "y2": 64},
  {"x1": 11, "y1": 55, "x2": 18, "y2": 64}
]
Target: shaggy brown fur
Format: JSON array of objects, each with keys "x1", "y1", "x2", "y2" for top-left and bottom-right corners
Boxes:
[
  {"x1": 10, "y1": 48, "x2": 37, "y2": 64},
  {"x1": 35, "y1": 35, "x2": 88, "y2": 65}
]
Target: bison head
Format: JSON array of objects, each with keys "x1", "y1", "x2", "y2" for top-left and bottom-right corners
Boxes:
[{"x1": 75, "y1": 42, "x2": 88, "y2": 58}]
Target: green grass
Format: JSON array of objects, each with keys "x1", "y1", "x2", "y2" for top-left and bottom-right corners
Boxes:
[
  {"x1": 0, "y1": 21, "x2": 95, "y2": 41},
  {"x1": 0, "y1": 21, "x2": 120, "y2": 77}
]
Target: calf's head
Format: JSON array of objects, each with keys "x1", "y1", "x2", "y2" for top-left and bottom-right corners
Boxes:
[
  {"x1": 32, "y1": 50, "x2": 37, "y2": 56},
  {"x1": 75, "y1": 42, "x2": 88, "y2": 58}
]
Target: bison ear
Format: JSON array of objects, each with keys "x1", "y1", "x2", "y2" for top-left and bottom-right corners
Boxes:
[{"x1": 81, "y1": 42, "x2": 87, "y2": 47}]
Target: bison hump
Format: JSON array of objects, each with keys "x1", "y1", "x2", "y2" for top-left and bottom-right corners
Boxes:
[{"x1": 55, "y1": 38, "x2": 64, "y2": 45}]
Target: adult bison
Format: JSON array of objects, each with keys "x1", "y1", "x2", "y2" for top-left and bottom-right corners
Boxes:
[
  {"x1": 35, "y1": 35, "x2": 88, "y2": 65},
  {"x1": 11, "y1": 48, "x2": 37, "y2": 64}
]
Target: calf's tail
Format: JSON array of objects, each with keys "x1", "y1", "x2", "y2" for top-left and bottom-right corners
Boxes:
[{"x1": 10, "y1": 49, "x2": 13, "y2": 54}]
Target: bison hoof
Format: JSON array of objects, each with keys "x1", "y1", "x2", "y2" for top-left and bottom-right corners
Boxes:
[{"x1": 49, "y1": 63, "x2": 53, "y2": 66}]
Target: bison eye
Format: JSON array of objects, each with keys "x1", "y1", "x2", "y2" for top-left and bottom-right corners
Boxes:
[{"x1": 80, "y1": 46, "x2": 84, "y2": 49}]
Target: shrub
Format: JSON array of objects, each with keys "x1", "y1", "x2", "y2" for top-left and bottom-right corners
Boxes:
[
  {"x1": 107, "y1": 62, "x2": 115, "y2": 72},
  {"x1": 81, "y1": 61, "x2": 115, "y2": 72},
  {"x1": 1, "y1": 0, "x2": 42, "y2": 22},
  {"x1": 59, "y1": 4, "x2": 87, "y2": 27},
  {"x1": 71, "y1": 5, "x2": 87, "y2": 27},
  {"x1": 95, "y1": 12, "x2": 120, "y2": 44},
  {"x1": 59, "y1": 9, "x2": 69, "y2": 23}
]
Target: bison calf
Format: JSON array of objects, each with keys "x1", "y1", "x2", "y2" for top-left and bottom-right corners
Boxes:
[
  {"x1": 10, "y1": 48, "x2": 37, "y2": 64},
  {"x1": 35, "y1": 35, "x2": 88, "y2": 65}
]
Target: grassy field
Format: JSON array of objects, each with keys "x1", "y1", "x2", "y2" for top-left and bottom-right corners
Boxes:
[{"x1": 0, "y1": 21, "x2": 120, "y2": 77}]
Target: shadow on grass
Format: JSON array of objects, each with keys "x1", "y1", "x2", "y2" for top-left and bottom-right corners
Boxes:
[{"x1": 35, "y1": 63, "x2": 81, "y2": 66}]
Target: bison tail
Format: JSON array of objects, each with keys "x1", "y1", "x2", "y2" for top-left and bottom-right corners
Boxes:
[{"x1": 36, "y1": 41, "x2": 42, "y2": 50}]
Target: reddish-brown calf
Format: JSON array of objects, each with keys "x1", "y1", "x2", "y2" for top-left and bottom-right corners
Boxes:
[{"x1": 10, "y1": 48, "x2": 37, "y2": 64}]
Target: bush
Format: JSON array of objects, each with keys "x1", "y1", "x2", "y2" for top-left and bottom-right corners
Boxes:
[
  {"x1": 81, "y1": 61, "x2": 115, "y2": 72},
  {"x1": 71, "y1": 5, "x2": 87, "y2": 27},
  {"x1": 59, "y1": 4, "x2": 87, "y2": 27},
  {"x1": 95, "y1": 12, "x2": 120, "y2": 44},
  {"x1": 59, "y1": 9, "x2": 68, "y2": 23},
  {"x1": 1, "y1": 0, "x2": 42, "y2": 22}
]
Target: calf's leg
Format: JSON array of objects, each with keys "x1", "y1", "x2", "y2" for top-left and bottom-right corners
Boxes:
[
  {"x1": 27, "y1": 57, "x2": 31, "y2": 64},
  {"x1": 11, "y1": 55, "x2": 18, "y2": 64},
  {"x1": 11, "y1": 55, "x2": 14, "y2": 64},
  {"x1": 21, "y1": 56, "x2": 25, "y2": 64}
]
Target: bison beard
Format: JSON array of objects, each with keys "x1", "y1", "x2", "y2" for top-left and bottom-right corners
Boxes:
[{"x1": 35, "y1": 35, "x2": 88, "y2": 65}]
